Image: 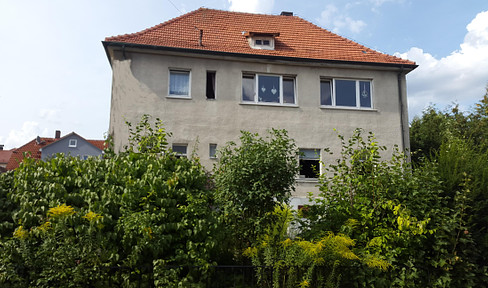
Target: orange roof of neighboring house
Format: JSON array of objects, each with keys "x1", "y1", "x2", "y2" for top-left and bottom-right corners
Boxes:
[
  {"x1": 6, "y1": 138, "x2": 57, "y2": 170},
  {"x1": 88, "y1": 140, "x2": 106, "y2": 151},
  {"x1": 104, "y1": 8, "x2": 415, "y2": 67},
  {"x1": 0, "y1": 150, "x2": 13, "y2": 164},
  {"x1": 5, "y1": 135, "x2": 106, "y2": 171}
]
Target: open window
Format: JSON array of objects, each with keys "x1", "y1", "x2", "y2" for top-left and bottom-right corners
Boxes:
[
  {"x1": 299, "y1": 149, "x2": 320, "y2": 179},
  {"x1": 206, "y1": 71, "x2": 216, "y2": 99}
]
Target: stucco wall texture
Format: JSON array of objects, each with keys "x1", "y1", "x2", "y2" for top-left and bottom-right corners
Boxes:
[{"x1": 108, "y1": 50, "x2": 410, "y2": 200}]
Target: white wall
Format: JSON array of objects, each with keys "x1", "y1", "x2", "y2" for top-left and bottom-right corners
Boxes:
[{"x1": 108, "y1": 49, "x2": 409, "y2": 197}]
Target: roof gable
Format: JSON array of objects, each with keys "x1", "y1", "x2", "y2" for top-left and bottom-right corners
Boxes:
[{"x1": 105, "y1": 8, "x2": 415, "y2": 67}]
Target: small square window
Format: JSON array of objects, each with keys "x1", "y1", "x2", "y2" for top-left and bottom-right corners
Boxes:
[
  {"x1": 263, "y1": 40, "x2": 270, "y2": 45},
  {"x1": 255, "y1": 39, "x2": 262, "y2": 45},
  {"x1": 169, "y1": 70, "x2": 190, "y2": 97},
  {"x1": 69, "y1": 139, "x2": 77, "y2": 148},
  {"x1": 209, "y1": 144, "x2": 217, "y2": 158},
  {"x1": 299, "y1": 149, "x2": 320, "y2": 179},
  {"x1": 172, "y1": 144, "x2": 187, "y2": 158}
]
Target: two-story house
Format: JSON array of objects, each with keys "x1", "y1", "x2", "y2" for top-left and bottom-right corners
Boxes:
[{"x1": 103, "y1": 8, "x2": 417, "y2": 205}]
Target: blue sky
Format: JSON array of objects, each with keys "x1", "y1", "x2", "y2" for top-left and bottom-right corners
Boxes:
[{"x1": 1, "y1": 0, "x2": 488, "y2": 149}]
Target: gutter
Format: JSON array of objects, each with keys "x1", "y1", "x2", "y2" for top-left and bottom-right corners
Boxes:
[
  {"x1": 102, "y1": 41, "x2": 418, "y2": 70},
  {"x1": 397, "y1": 65, "x2": 410, "y2": 159}
]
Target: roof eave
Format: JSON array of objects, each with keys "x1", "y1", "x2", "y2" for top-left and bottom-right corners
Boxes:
[{"x1": 102, "y1": 41, "x2": 418, "y2": 71}]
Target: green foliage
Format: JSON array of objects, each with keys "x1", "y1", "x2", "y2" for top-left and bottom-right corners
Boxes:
[
  {"x1": 124, "y1": 114, "x2": 171, "y2": 154},
  {"x1": 299, "y1": 129, "x2": 472, "y2": 287},
  {"x1": 244, "y1": 205, "x2": 388, "y2": 288},
  {"x1": 213, "y1": 129, "x2": 300, "y2": 254},
  {"x1": 0, "y1": 115, "x2": 219, "y2": 287}
]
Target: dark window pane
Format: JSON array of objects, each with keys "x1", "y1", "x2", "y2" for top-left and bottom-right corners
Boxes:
[
  {"x1": 209, "y1": 144, "x2": 217, "y2": 158},
  {"x1": 320, "y1": 80, "x2": 332, "y2": 105},
  {"x1": 299, "y1": 149, "x2": 320, "y2": 178},
  {"x1": 255, "y1": 40, "x2": 262, "y2": 45},
  {"x1": 206, "y1": 71, "x2": 216, "y2": 99},
  {"x1": 283, "y1": 78, "x2": 295, "y2": 104},
  {"x1": 258, "y1": 75, "x2": 280, "y2": 103},
  {"x1": 242, "y1": 75, "x2": 255, "y2": 101},
  {"x1": 300, "y1": 159, "x2": 320, "y2": 178},
  {"x1": 335, "y1": 80, "x2": 356, "y2": 107},
  {"x1": 359, "y1": 81, "x2": 371, "y2": 108},
  {"x1": 263, "y1": 40, "x2": 270, "y2": 45},
  {"x1": 169, "y1": 71, "x2": 190, "y2": 96},
  {"x1": 172, "y1": 145, "x2": 187, "y2": 158}
]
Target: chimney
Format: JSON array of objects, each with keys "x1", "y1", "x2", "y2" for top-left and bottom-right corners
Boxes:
[
  {"x1": 280, "y1": 11, "x2": 293, "y2": 16},
  {"x1": 199, "y1": 29, "x2": 203, "y2": 46},
  {"x1": 55, "y1": 130, "x2": 61, "y2": 139}
]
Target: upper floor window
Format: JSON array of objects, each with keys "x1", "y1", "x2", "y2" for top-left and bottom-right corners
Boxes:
[
  {"x1": 242, "y1": 73, "x2": 296, "y2": 105},
  {"x1": 244, "y1": 32, "x2": 279, "y2": 50},
  {"x1": 169, "y1": 69, "x2": 190, "y2": 97},
  {"x1": 68, "y1": 139, "x2": 77, "y2": 148},
  {"x1": 321, "y1": 78, "x2": 372, "y2": 109}
]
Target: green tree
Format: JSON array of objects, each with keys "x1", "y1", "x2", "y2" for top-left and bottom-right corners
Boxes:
[{"x1": 213, "y1": 129, "x2": 300, "y2": 256}]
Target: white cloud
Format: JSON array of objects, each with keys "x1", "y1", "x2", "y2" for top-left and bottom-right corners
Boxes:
[
  {"x1": 4, "y1": 122, "x2": 49, "y2": 150},
  {"x1": 317, "y1": 4, "x2": 366, "y2": 34},
  {"x1": 396, "y1": 10, "x2": 488, "y2": 120},
  {"x1": 228, "y1": 0, "x2": 274, "y2": 14}
]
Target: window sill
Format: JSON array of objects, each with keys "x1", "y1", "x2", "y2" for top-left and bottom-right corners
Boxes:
[
  {"x1": 167, "y1": 95, "x2": 192, "y2": 100},
  {"x1": 296, "y1": 178, "x2": 319, "y2": 183},
  {"x1": 240, "y1": 102, "x2": 299, "y2": 108},
  {"x1": 320, "y1": 106, "x2": 377, "y2": 112}
]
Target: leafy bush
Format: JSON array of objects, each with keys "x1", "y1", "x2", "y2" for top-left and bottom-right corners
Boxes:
[
  {"x1": 300, "y1": 129, "x2": 473, "y2": 287},
  {"x1": 0, "y1": 115, "x2": 220, "y2": 287}
]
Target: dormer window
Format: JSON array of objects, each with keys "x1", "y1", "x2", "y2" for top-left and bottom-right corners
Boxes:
[{"x1": 244, "y1": 32, "x2": 279, "y2": 50}]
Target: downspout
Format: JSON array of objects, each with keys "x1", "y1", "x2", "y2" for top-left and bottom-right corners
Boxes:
[{"x1": 397, "y1": 65, "x2": 410, "y2": 160}]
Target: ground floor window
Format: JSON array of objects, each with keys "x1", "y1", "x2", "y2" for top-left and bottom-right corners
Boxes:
[{"x1": 299, "y1": 149, "x2": 320, "y2": 179}]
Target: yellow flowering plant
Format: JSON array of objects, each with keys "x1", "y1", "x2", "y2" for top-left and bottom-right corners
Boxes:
[{"x1": 48, "y1": 204, "x2": 76, "y2": 218}]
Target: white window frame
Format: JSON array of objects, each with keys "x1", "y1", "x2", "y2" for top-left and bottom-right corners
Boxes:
[
  {"x1": 320, "y1": 78, "x2": 373, "y2": 109},
  {"x1": 172, "y1": 144, "x2": 188, "y2": 158},
  {"x1": 68, "y1": 139, "x2": 77, "y2": 148},
  {"x1": 241, "y1": 73, "x2": 297, "y2": 106},
  {"x1": 168, "y1": 69, "x2": 191, "y2": 98},
  {"x1": 209, "y1": 143, "x2": 217, "y2": 159},
  {"x1": 249, "y1": 37, "x2": 275, "y2": 50}
]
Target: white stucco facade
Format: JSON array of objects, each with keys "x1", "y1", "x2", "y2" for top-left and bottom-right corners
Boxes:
[{"x1": 105, "y1": 47, "x2": 412, "y2": 202}]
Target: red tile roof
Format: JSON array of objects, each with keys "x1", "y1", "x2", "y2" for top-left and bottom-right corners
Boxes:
[
  {"x1": 6, "y1": 138, "x2": 57, "y2": 170},
  {"x1": 88, "y1": 140, "x2": 106, "y2": 151},
  {"x1": 0, "y1": 150, "x2": 13, "y2": 164},
  {"x1": 5, "y1": 135, "x2": 106, "y2": 171},
  {"x1": 105, "y1": 8, "x2": 415, "y2": 67}
]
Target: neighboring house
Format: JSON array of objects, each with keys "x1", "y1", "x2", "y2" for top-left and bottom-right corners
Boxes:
[
  {"x1": 103, "y1": 8, "x2": 417, "y2": 205},
  {"x1": 5, "y1": 131, "x2": 105, "y2": 171},
  {"x1": 40, "y1": 132, "x2": 105, "y2": 160},
  {"x1": 0, "y1": 145, "x2": 13, "y2": 173}
]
